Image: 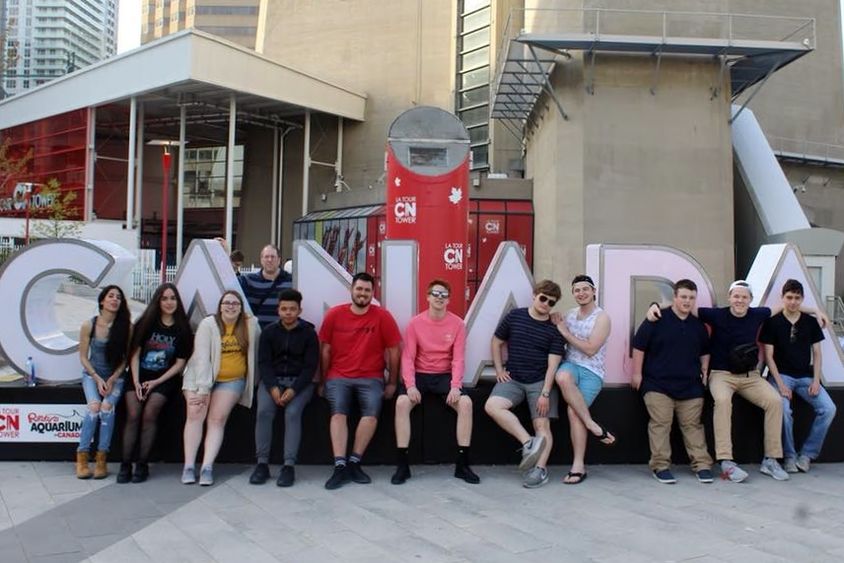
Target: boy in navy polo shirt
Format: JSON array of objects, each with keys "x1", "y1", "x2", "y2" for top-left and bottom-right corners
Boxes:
[
  {"x1": 760, "y1": 279, "x2": 835, "y2": 473},
  {"x1": 633, "y1": 279, "x2": 713, "y2": 484}
]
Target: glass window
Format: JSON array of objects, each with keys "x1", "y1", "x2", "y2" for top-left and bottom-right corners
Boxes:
[
  {"x1": 471, "y1": 145, "x2": 489, "y2": 169},
  {"x1": 459, "y1": 86, "x2": 489, "y2": 109},
  {"x1": 462, "y1": 7, "x2": 490, "y2": 34},
  {"x1": 460, "y1": 46, "x2": 489, "y2": 71},
  {"x1": 462, "y1": 1, "x2": 491, "y2": 17},
  {"x1": 460, "y1": 65, "x2": 489, "y2": 89},
  {"x1": 459, "y1": 105, "x2": 489, "y2": 127},
  {"x1": 467, "y1": 125, "x2": 489, "y2": 144},
  {"x1": 460, "y1": 27, "x2": 489, "y2": 53}
]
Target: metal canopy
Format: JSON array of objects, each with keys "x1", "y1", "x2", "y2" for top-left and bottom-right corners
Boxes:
[{"x1": 491, "y1": 9, "x2": 815, "y2": 131}]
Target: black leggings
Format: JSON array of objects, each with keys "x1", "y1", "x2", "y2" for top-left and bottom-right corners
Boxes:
[{"x1": 122, "y1": 391, "x2": 169, "y2": 462}]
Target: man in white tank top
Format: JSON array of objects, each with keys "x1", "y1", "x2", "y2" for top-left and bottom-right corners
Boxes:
[{"x1": 553, "y1": 275, "x2": 616, "y2": 485}]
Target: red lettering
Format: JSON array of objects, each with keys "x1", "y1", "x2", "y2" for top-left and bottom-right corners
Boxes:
[{"x1": 0, "y1": 414, "x2": 19, "y2": 431}]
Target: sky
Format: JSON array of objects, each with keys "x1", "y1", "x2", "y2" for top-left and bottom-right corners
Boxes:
[{"x1": 117, "y1": 0, "x2": 141, "y2": 54}]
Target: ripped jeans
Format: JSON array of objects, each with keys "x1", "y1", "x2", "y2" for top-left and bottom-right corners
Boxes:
[{"x1": 77, "y1": 373, "x2": 125, "y2": 453}]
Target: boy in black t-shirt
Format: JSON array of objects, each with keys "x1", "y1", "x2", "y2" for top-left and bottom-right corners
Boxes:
[{"x1": 760, "y1": 279, "x2": 835, "y2": 473}]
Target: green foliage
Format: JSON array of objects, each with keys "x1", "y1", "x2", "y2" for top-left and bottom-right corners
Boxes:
[{"x1": 29, "y1": 179, "x2": 83, "y2": 240}]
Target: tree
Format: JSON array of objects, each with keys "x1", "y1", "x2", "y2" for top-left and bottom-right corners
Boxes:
[
  {"x1": 30, "y1": 179, "x2": 83, "y2": 239},
  {"x1": 0, "y1": 136, "x2": 31, "y2": 194}
]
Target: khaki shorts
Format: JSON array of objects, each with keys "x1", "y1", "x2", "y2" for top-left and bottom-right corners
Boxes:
[{"x1": 490, "y1": 379, "x2": 558, "y2": 419}]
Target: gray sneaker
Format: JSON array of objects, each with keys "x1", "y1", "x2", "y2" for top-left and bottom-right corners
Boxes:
[
  {"x1": 199, "y1": 466, "x2": 214, "y2": 486},
  {"x1": 760, "y1": 457, "x2": 789, "y2": 481},
  {"x1": 783, "y1": 457, "x2": 799, "y2": 474},
  {"x1": 720, "y1": 460, "x2": 748, "y2": 483},
  {"x1": 795, "y1": 454, "x2": 811, "y2": 473},
  {"x1": 523, "y1": 466, "x2": 549, "y2": 488},
  {"x1": 181, "y1": 466, "x2": 196, "y2": 485},
  {"x1": 518, "y1": 436, "x2": 546, "y2": 471}
]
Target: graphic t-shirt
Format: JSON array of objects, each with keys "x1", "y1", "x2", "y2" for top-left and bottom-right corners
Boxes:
[
  {"x1": 138, "y1": 322, "x2": 191, "y2": 383},
  {"x1": 217, "y1": 323, "x2": 247, "y2": 382}
]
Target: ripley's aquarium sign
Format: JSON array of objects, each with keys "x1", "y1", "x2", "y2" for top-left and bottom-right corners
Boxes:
[{"x1": 0, "y1": 238, "x2": 842, "y2": 389}]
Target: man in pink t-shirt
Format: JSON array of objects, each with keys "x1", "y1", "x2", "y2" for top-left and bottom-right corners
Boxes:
[
  {"x1": 391, "y1": 279, "x2": 479, "y2": 485},
  {"x1": 319, "y1": 272, "x2": 401, "y2": 490}
]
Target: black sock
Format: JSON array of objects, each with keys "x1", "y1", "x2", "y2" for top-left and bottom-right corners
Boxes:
[
  {"x1": 456, "y1": 446, "x2": 470, "y2": 465},
  {"x1": 334, "y1": 456, "x2": 347, "y2": 468},
  {"x1": 349, "y1": 453, "x2": 362, "y2": 464}
]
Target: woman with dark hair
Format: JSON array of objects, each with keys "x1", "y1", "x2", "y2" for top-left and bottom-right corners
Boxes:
[
  {"x1": 76, "y1": 285, "x2": 132, "y2": 479},
  {"x1": 181, "y1": 290, "x2": 259, "y2": 485},
  {"x1": 118, "y1": 283, "x2": 193, "y2": 483}
]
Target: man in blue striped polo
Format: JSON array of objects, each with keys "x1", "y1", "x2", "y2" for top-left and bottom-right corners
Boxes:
[{"x1": 238, "y1": 244, "x2": 292, "y2": 329}]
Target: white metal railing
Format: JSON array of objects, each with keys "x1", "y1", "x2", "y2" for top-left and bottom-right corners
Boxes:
[
  {"x1": 767, "y1": 136, "x2": 844, "y2": 165},
  {"x1": 827, "y1": 295, "x2": 844, "y2": 336}
]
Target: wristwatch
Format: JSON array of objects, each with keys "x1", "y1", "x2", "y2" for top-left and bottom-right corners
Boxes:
[{"x1": 540, "y1": 390, "x2": 550, "y2": 398}]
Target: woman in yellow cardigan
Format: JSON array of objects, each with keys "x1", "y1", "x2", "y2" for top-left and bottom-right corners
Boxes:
[{"x1": 181, "y1": 290, "x2": 259, "y2": 485}]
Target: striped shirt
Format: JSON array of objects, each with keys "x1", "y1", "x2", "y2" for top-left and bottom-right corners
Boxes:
[
  {"x1": 238, "y1": 270, "x2": 292, "y2": 329},
  {"x1": 494, "y1": 308, "x2": 566, "y2": 384}
]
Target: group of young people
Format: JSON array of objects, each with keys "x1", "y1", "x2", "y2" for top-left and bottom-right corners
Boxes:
[{"x1": 72, "y1": 242, "x2": 837, "y2": 489}]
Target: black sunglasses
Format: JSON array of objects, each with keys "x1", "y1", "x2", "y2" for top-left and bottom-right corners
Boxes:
[
  {"x1": 538, "y1": 295, "x2": 557, "y2": 307},
  {"x1": 429, "y1": 290, "x2": 450, "y2": 299}
]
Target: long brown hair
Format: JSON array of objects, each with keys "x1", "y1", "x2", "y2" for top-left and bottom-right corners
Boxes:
[
  {"x1": 130, "y1": 283, "x2": 193, "y2": 356},
  {"x1": 215, "y1": 290, "x2": 250, "y2": 353}
]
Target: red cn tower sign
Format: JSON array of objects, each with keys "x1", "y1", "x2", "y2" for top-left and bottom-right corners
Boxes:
[{"x1": 385, "y1": 107, "x2": 470, "y2": 316}]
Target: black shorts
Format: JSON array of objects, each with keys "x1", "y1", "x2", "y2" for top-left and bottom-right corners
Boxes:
[{"x1": 398, "y1": 373, "x2": 463, "y2": 397}]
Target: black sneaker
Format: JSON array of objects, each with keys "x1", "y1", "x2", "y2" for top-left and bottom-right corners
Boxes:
[
  {"x1": 116, "y1": 462, "x2": 132, "y2": 484},
  {"x1": 346, "y1": 462, "x2": 371, "y2": 484},
  {"x1": 454, "y1": 464, "x2": 480, "y2": 484},
  {"x1": 325, "y1": 465, "x2": 350, "y2": 490},
  {"x1": 131, "y1": 462, "x2": 149, "y2": 483},
  {"x1": 277, "y1": 465, "x2": 295, "y2": 488},
  {"x1": 390, "y1": 464, "x2": 411, "y2": 485},
  {"x1": 249, "y1": 463, "x2": 270, "y2": 485}
]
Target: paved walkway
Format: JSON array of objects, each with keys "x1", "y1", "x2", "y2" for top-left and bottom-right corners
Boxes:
[{"x1": 1, "y1": 461, "x2": 843, "y2": 562}]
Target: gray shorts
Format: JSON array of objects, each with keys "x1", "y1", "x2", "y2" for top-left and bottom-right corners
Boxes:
[
  {"x1": 324, "y1": 377, "x2": 384, "y2": 417},
  {"x1": 490, "y1": 379, "x2": 558, "y2": 419}
]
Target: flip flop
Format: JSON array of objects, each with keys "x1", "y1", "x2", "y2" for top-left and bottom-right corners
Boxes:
[
  {"x1": 563, "y1": 471, "x2": 587, "y2": 485},
  {"x1": 594, "y1": 424, "x2": 616, "y2": 446}
]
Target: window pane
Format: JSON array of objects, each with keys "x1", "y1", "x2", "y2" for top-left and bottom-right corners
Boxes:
[
  {"x1": 467, "y1": 125, "x2": 489, "y2": 143},
  {"x1": 462, "y1": 7, "x2": 489, "y2": 33},
  {"x1": 460, "y1": 65, "x2": 489, "y2": 89},
  {"x1": 459, "y1": 105, "x2": 489, "y2": 127},
  {"x1": 471, "y1": 145, "x2": 489, "y2": 169},
  {"x1": 460, "y1": 46, "x2": 489, "y2": 71},
  {"x1": 462, "y1": 0, "x2": 490, "y2": 14},
  {"x1": 460, "y1": 26, "x2": 489, "y2": 52},
  {"x1": 459, "y1": 86, "x2": 489, "y2": 108}
]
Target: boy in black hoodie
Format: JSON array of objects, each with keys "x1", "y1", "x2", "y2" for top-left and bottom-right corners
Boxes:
[{"x1": 249, "y1": 288, "x2": 319, "y2": 487}]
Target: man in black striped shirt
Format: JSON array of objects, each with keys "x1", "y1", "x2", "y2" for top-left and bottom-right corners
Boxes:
[{"x1": 485, "y1": 280, "x2": 566, "y2": 488}]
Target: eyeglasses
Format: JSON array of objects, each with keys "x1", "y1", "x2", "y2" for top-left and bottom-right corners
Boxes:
[
  {"x1": 789, "y1": 324, "x2": 797, "y2": 343},
  {"x1": 221, "y1": 300, "x2": 241, "y2": 307},
  {"x1": 429, "y1": 290, "x2": 450, "y2": 299},
  {"x1": 537, "y1": 295, "x2": 557, "y2": 307}
]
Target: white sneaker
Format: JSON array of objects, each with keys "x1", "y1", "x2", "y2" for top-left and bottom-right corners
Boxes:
[
  {"x1": 518, "y1": 436, "x2": 546, "y2": 471},
  {"x1": 181, "y1": 466, "x2": 196, "y2": 485},
  {"x1": 720, "y1": 460, "x2": 748, "y2": 483},
  {"x1": 782, "y1": 458, "x2": 799, "y2": 474},
  {"x1": 760, "y1": 457, "x2": 790, "y2": 481},
  {"x1": 199, "y1": 466, "x2": 214, "y2": 486}
]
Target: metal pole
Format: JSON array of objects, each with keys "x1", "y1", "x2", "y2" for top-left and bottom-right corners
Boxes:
[
  {"x1": 126, "y1": 97, "x2": 136, "y2": 230},
  {"x1": 160, "y1": 148, "x2": 171, "y2": 284},
  {"x1": 302, "y1": 110, "x2": 311, "y2": 216},
  {"x1": 135, "y1": 103, "x2": 145, "y2": 244},
  {"x1": 277, "y1": 128, "x2": 286, "y2": 247},
  {"x1": 336, "y1": 116, "x2": 343, "y2": 184},
  {"x1": 271, "y1": 127, "x2": 278, "y2": 246},
  {"x1": 225, "y1": 94, "x2": 236, "y2": 249},
  {"x1": 85, "y1": 107, "x2": 96, "y2": 221},
  {"x1": 176, "y1": 104, "x2": 186, "y2": 265}
]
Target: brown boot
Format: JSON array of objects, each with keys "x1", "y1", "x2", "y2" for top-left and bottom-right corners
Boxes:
[
  {"x1": 93, "y1": 451, "x2": 108, "y2": 479},
  {"x1": 75, "y1": 451, "x2": 91, "y2": 479}
]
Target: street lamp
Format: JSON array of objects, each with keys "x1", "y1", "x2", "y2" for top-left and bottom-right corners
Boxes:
[{"x1": 147, "y1": 140, "x2": 183, "y2": 284}]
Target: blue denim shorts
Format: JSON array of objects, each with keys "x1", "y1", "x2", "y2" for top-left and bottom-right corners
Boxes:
[
  {"x1": 324, "y1": 377, "x2": 383, "y2": 416},
  {"x1": 213, "y1": 378, "x2": 246, "y2": 395},
  {"x1": 558, "y1": 362, "x2": 603, "y2": 406},
  {"x1": 81, "y1": 372, "x2": 125, "y2": 406}
]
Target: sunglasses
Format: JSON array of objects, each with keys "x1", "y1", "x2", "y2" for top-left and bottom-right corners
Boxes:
[
  {"x1": 429, "y1": 290, "x2": 450, "y2": 299},
  {"x1": 221, "y1": 300, "x2": 241, "y2": 307},
  {"x1": 537, "y1": 295, "x2": 557, "y2": 307}
]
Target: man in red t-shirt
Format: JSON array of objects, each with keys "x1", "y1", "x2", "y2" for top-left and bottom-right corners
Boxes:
[{"x1": 319, "y1": 272, "x2": 401, "y2": 490}]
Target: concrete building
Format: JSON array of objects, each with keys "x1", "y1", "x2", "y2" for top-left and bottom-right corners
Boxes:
[
  {"x1": 1, "y1": 0, "x2": 117, "y2": 97},
  {"x1": 141, "y1": 0, "x2": 260, "y2": 49}
]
